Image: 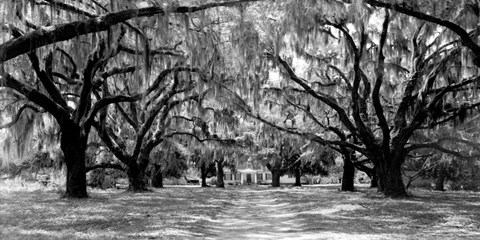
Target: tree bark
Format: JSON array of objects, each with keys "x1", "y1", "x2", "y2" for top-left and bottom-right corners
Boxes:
[
  {"x1": 151, "y1": 164, "x2": 163, "y2": 188},
  {"x1": 216, "y1": 160, "x2": 225, "y2": 188},
  {"x1": 201, "y1": 162, "x2": 208, "y2": 187},
  {"x1": 376, "y1": 156, "x2": 407, "y2": 197},
  {"x1": 370, "y1": 169, "x2": 378, "y2": 188},
  {"x1": 127, "y1": 163, "x2": 148, "y2": 191},
  {"x1": 271, "y1": 170, "x2": 281, "y2": 187},
  {"x1": 60, "y1": 126, "x2": 88, "y2": 198},
  {"x1": 341, "y1": 154, "x2": 355, "y2": 191},
  {"x1": 294, "y1": 166, "x2": 302, "y2": 187},
  {"x1": 434, "y1": 163, "x2": 446, "y2": 191}
]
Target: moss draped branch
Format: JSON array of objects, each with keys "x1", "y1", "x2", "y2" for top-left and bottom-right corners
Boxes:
[{"x1": 0, "y1": 0, "x2": 262, "y2": 63}]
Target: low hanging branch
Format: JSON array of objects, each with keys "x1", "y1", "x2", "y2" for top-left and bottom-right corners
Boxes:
[
  {"x1": 406, "y1": 139, "x2": 480, "y2": 160},
  {"x1": 85, "y1": 163, "x2": 125, "y2": 173},
  {"x1": 165, "y1": 131, "x2": 237, "y2": 145},
  {"x1": 0, "y1": 0, "x2": 263, "y2": 63}
]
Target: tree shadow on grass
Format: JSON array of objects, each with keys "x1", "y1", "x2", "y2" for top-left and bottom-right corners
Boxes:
[{"x1": 2, "y1": 186, "x2": 480, "y2": 239}]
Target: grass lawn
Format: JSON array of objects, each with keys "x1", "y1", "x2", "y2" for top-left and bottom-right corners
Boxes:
[{"x1": 1, "y1": 181, "x2": 479, "y2": 239}]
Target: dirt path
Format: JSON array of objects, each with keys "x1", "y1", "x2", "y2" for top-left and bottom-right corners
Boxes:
[
  {"x1": 206, "y1": 188, "x2": 320, "y2": 239},
  {"x1": 2, "y1": 183, "x2": 480, "y2": 240}
]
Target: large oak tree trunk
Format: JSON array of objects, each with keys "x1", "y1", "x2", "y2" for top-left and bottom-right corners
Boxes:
[
  {"x1": 271, "y1": 170, "x2": 281, "y2": 187},
  {"x1": 376, "y1": 155, "x2": 407, "y2": 197},
  {"x1": 61, "y1": 125, "x2": 88, "y2": 198},
  {"x1": 127, "y1": 163, "x2": 148, "y2": 191},
  {"x1": 216, "y1": 160, "x2": 225, "y2": 188},
  {"x1": 62, "y1": 141, "x2": 88, "y2": 198},
  {"x1": 341, "y1": 154, "x2": 355, "y2": 191},
  {"x1": 151, "y1": 164, "x2": 163, "y2": 188}
]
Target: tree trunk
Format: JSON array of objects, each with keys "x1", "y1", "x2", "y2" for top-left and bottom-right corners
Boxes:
[
  {"x1": 216, "y1": 160, "x2": 225, "y2": 188},
  {"x1": 151, "y1": 164, "x2": 163, "y2": 188},
  {"x1": 201, "y1": 162, "x2": 208, "y2": 187},
  {"x1": 434, "y1": 163, "x2": 446, "y2": 191},
  {"x1": 377, "y1": 157, "x2": 407, "y2": 197},
  {"x1": 271, "y1": 170, "x2": 281, "y2": 187},
  {"x1": 341, "y1": 154, "x2": 355, "y2": 191},
  {"x1": 294, "y1": 167, "x2": 302, "y2": 187},
  {"x1": 127, "y1": 163, "x2": 148, "y2": 191},
  {"x1": 370, "y1": 169, "x2": 378, "y2": 188},
  {"x1": 61, "y1": 126, "x2": 88, "y2": 198}
]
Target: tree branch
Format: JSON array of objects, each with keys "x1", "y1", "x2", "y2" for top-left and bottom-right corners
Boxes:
[
  {"x1": 0, "y1": 104, "x2": 44, "y2": 129},
  {"x1": 372, "y1": 9, "x2": 391, "y2": 155},
  {"x1": 365, "y1": 0, "x2": 480, "y2": 64},
  {"x1": 276, "y1": 55, "x2": 358, "y2": 136},
  {"x1": 0, "y1": 0, "x2": 262, "y2": 63},
  {"x1": 84, "y1": 94, "x2": 141, "y2": 128},
  {"x1": 0, "y1": 73, "x2": 67, "y2": 120},
  {"x1": 85, "y1": 163, "x2": 125, "y2": 172}
]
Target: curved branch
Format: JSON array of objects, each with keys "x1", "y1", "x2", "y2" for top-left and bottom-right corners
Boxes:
[
  {"x1": 365, "y1": 0, "x2": 480, "y2": 63},
  {"x1": 114, "y1": 103, "x2": 138, "y2": 132},
  {"x1": 84, "y1": 94, "x2": 141, "y2": 128},
  {"x1": 145, "y1": 67, "x2": 203, "y2": 97},
  {"x1": 406, "y1": 142, "x2": 480, "y2": 159},
  {"x1": 55, "y1": 47, "x2": 79, "y2": 79},
  {"x1": 328, "y1": 65, "x2": 352, "y2": 91},
  {"x1": 0, "y1": 73, "x2": 67, "y2": 120},
  {"x1": 373, "y1": 9, "x2": 390, "y2": 155},
  {"x1": 276, "y1": 55, "x2": 358, "y2": 135},
  {"x1": 9, "y1": 27, "x2": 69, "y2": 110},
  {"x1": 92, "y1": 121, "x2": 131, "y2": 164},
  {"x1": 101, "y1": 66, "x2": 137, "y2": 79},
  {"x1": 0, "y1": 104, "x2": 44, "y2": 129}
]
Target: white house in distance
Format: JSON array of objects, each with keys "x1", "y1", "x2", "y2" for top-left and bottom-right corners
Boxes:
[{"x1": 223, "y1": 158, "x2": 300, "y2": 185}]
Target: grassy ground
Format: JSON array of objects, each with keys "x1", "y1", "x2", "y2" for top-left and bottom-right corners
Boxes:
[{"x1": 1, "y1": 181, "x2": 479, "y2": 240}]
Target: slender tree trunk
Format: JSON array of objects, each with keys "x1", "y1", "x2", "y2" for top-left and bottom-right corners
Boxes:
[
  {"x1": 294, "y1": 166, "x2": 302, "y2": 187},
  {"x1": 434, "y1": 163, "x2": 446, "y2": 191},
  {"x1": 151, "y1": 164, "x2": 163, "y2": 188},
  {"x1": 216, "y1": 160, "x2": 225, "y2": 188},
  {"x1": 271, "y1": 170, "x2": 281, "y2": 187},
  {"x1": 370, "y1": 169, "x2": 378, "y2": 188},
  {"x1": 61, "y1": 125, "x2": 88, "y2": 198},
  {"x1": 341, "y1": 153, "x2": 355, "y2": 191},
  {"x1": 201, "y1": 162, "x2": 208, "y2": 187}
]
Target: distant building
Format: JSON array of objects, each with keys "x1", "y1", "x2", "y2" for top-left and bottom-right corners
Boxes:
[{"x1": 223, "y1": 158, "x2": 303, "y2": 185}]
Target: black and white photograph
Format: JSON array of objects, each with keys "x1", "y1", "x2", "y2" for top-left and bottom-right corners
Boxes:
[{"x1": 1, "y1": 0, "x2": 480, "y2": 239}]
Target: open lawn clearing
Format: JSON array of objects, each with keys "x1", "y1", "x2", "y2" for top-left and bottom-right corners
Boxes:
[{"x1": 1, "y1": 183, "x2": 480, "y2": 239}]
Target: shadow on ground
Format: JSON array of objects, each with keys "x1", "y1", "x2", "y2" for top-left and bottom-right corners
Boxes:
[{"x1": 1, "y1": 184, "x2": 479, "y2": 239}]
